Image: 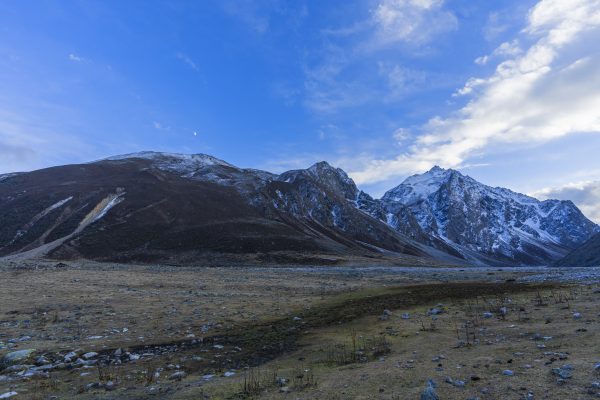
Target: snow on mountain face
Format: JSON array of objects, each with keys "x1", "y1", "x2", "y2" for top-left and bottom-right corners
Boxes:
[
  {"x1": 379, "y1": 166, "x2": 600, "y2": 265},
  {"x1": 103, "y1": 151, "x2": 276, "y2": 195},
  {"x1": 104, "y1": 151, "x2": 237, "y2": 176},
  {"x1": 95, "y1": 153, "x2": 597, "y2": 266}
]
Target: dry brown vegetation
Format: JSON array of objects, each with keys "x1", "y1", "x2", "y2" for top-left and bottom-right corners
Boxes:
[{"x1": 1, "y1": 261, "x2": 599, "y2": 399}]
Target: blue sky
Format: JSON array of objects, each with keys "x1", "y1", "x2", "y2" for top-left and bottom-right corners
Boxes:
[{"x1": 1, "y1": 0, "x2": 600, "y2": 220}]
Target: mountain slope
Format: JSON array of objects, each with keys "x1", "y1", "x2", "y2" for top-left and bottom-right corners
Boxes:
[
  {"x1": 0, "y1": 152, "x2": 453, "y2": 266},
  {"x1": 555, "y1": 232, "x2": 600, "y2": 267},
  {"x1": 373, "y1": 166, "x2": 599, "y2": 265}
]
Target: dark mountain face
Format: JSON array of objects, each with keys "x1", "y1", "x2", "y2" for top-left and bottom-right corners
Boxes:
[
  {"x1": 0, "y1": 153, "x2": 595, "y2": 266},
  {"x1": 367, "y1": 166, "x2": 599, "y2": 266},
  {"x1": 555, "y1": 233, "x2": 600, "y2": 267},
  {"x1": 0, "y1": 152, "x2": 444, "y2": 265}
]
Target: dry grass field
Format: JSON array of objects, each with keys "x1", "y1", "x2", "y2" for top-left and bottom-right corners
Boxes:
[{"x1": 1, "y1": 261, "x2": 599, "y2": 399}]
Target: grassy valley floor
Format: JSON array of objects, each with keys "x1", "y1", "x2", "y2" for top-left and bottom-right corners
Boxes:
[{"x1": 1, "y1": 261, "x2": 599, "y2": 399}]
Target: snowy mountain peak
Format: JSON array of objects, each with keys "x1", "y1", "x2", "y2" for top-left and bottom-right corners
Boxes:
[
  {"x1": 376, "y1": 166, "x2": 599, "y2": 265},
  {"x1": 104, "y1": 151, "x2": 235, "y2": 168},
  {"x1": 383, "y1": 166, "x2": 465, "y2": 205},
  {"x1": 101, "y1": 151, "x2": 240, "y2": 179}
]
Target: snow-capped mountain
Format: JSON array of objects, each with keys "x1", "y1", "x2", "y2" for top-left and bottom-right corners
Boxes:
[
  {"x1": 0, "y1": 152, "x2": 451, "y2": 266},
  {"x1": 1, "y1": 152, "x2": 596, "y2": 266},
  {"x1": 375, "y1": 166, "x2": 599, "y2": 265}
]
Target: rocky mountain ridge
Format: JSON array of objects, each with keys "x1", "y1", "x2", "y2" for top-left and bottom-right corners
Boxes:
[{"x1": 0, "y1": 152, "x2": 596, "y2": 266}]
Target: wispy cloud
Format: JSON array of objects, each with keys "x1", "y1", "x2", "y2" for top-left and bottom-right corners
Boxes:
[
  {"x1": 475, "y1": 40, "x2": 522, "y2": 65},
  {"x1": 0, "y1": 107, "x2": 92, "y2": 173},
  {"x1": 153, "y1": 121, "x2": 171, "y2": 131},
  {"x1": 176, "y1": 52, "x2": 199, "y2": 71},
  {"x1": 68, "y1": 53, "x2": 86, "y2": 62},
  {"x1": 533, "y1": 180, "x2": 600, "y2": 223},
  {"x1": 350, "y1": 0, "x2": 600, "y2": 184},
  {"x1": 369, "y1": 0, "x2": 457, "y2": 49},
  {"x1": 303, "y1": 0, "x2": 456, "y2": 113}
]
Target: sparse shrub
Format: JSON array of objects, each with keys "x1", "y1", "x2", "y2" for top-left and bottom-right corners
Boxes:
[
  {"x1": 240, "y1": 367, "x2": 278, "y2": 397},
  {"x1": 323, "y1": 330, "x2": 390, "y2": 365}
]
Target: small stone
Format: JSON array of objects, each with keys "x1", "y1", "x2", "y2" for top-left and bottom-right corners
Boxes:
[
  {"x1": 82, "y1": 352, "x2": 98, "y2": 360},
  {"x1": 169, "y1": 371, "x2": 186, "y2": 381},
  {"x1": 551, "y1": 366, "x2": 573, "y2": 379},
  {"x1": 503, "y1": 370, "x2": 514, "y2": 376},
  {"x1": 401, "y1": 313, "x2": 410, "y2": 319},
  {"x1": 224, "y1": 371, "x2": 235, "y2": 377},
  {"x1": 483, "y1": 312, "x2": 493, "y2": 319},
  {"x1": 85, "y1": 383, "x2": 102, "y2": 393},
  {"x1": 0, "y1": 392, "x2": 18, "y2": 399},
  {"x1": 420, "y1": 379, "x2": 439, "y2": 400},
  {"x1": 573, "y1": 312, "x2": 582, "y2": 320},
  {"x1": 105, "y1": 380, "x2": 116, "y2": 391},
  {"x1": 35, "y1": 356, "x2": 50, "y2": 366},
  {"x1": 63, "y1": 351, "x2": 78, "y2": 362}
]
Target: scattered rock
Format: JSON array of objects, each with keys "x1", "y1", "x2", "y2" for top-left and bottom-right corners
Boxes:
[
  {"x1": 483, "y1": 312, "x2": 493, "y2": 319},
  {"x1": 420, "y1": 379, "x2": 439, "y2": 400},
  {"x1": 63, "y1": 351, "x2": 78, "y2": 362},
  {"x1": 82, "y1": 352, "x2": 98, "y2": 360},
  {"x1": 552, "y1": 365, "x2": 573, "y2": 380},
  {"x1": 401, "y1": 313, "x2": 410, "y2": 319},
  {"x1": 1, "y1": 349, "x2": 36, "y2": 369},
  {"x1": 169, "y1": 371, "x2": 186, "y2": 381},
  {"x1": 0, "y1": 392, "x2": 18, "y2": 399},
  {"x1": 35, "y1": 356, "x2": 50, "y2": 366},
  {"x1": 277, "y1": 377, "x2": 288, "y2": 386},
  {"x1": 105, "y1": 380, "x2": 116, "y2": 391},
  {"x1": 573, "y1": 312, "x2": 582, "y2": 320},
  {"x1": 503, "y1": 370, "x2": 514, "y2": 376},
  {"x1": 85, "y1": 382, "x2": 101, "y2": 391}
]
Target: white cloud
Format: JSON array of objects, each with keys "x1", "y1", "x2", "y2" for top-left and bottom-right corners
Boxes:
[
  {"x1": 153, "y1": 121, "x2": 171, "y2": 131},
  {"x1": 0, "y1": 108, "x2": 92, "y2": 174},
  {"x1": 176, "y1": 53, "x2": 199, "y2": 71},
  {"x1": 475, "y1": 40, "x2": 522, "y2": 65},
  {"x1": 350, "y1": 0, "x2": 600, "y2": 184},
  {"x1": 371, "y1": 0, "x2": 457, "y2": 47},
  {"x1": 303, "y1": 0, "x2": 456, "y2": 113},
  {"x1": 68, "y1": 53, "x2": 85, "y2": 62},
  {"x1": 533, "y1": 180, "x2": 600, "y2": 223}
]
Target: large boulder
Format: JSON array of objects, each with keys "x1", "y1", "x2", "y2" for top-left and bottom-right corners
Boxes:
[{"x1": 1, "y1": 349, "x2": 36, "y2": 369}]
